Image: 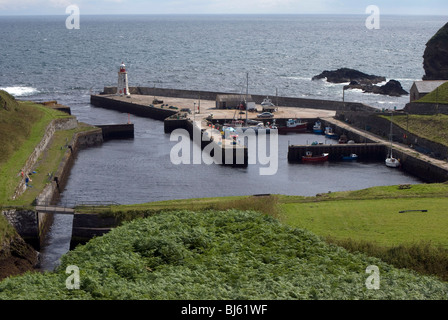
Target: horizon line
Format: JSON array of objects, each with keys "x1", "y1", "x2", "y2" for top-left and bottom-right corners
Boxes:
[{"x1": 1, "y1": 13, "x2": 448, "y2": 17}]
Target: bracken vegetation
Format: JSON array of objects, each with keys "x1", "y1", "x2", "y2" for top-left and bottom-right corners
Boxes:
[{"x1": 0, "y1": 210, "x2": 446, "y2": 300}]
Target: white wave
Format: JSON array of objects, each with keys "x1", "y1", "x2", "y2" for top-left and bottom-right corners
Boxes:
[{"x1": 0, "y1": 86, "x2": 39, "y2": 97}]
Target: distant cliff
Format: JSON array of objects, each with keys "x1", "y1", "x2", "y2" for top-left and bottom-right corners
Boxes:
[{"x1": 423, "y1": 22, "x2": 448, "y2": 80}]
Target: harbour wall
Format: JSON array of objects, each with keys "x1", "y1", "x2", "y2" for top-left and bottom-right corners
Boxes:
[
  {"x1": 336, "y1": 110, "x2": 448, "y2": 160},
  {"x1": 96, "y1": 124, "x2": 135, "y2": 140},
  {"x1": 70, "y1": 213, "x2": 119, "y2": 250},
  {"x1": 288, "y1": 143, "x2": 387, "y2": 162},
  {"x1": 91, "y1": 94, "x2": 178, "y2": 120},
  {"x1": 404, "y1": 102, "x2": 448, "y2": 115},
  {"x1": 101, "y1": 86, "x2": 376, "y2": 112}
]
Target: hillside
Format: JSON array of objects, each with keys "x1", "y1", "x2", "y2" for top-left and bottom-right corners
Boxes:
[
  {"x1": 0, "y1": 90, "x2": 43, "y2": 165},
  {"x1": 417, "y1": 81, "x2": 448, "y2": 104},
  {"x1": 0, "y1": 210, "x2": 446, "y2": 300}
]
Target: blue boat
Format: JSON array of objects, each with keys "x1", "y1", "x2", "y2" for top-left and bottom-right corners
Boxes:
[
  {"x1": 342, "y1": 154, "x2": 358, "y2": 161},
  {"x1": 325, "y1": 127, "x2": 339, "y2": 140},
  {"x1": 313, "y1": 121, "x2": 323, "y2": 134}
]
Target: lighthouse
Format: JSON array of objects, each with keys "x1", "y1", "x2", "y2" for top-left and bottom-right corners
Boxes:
[{"x1": 117, "y1": 62, "x2": 130, "y2": 96}]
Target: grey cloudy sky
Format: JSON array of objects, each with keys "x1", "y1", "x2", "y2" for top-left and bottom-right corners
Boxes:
[{"x1": 0, "y1": 0, "x2": 447, "y2": 15}]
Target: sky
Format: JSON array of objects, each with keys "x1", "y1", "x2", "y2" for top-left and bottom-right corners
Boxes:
[{"x1": 0, "y1": 0, "x2": 447, "y2": 16}]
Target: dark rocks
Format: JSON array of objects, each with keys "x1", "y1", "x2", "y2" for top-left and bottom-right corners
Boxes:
[
  {"x1": 423, "y1": 22, "x2": 448, "y2": 80},
  {"x1": 313, "y1": 68, "x2": 407, "y2": 96},
  {"x1": 346, "y1": 79, "x2": 409, "y2": 97},
  {"x1": 312, "y1": 68, "x2": 386, "y2": 84}
]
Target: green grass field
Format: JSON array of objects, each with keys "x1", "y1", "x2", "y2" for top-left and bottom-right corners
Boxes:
[
  {"x1": 389, "y1": 113, "x2": 448, "y2": 147},
  {"x1": 281, "y1": 197, "x2": 448, "y2": 247},
  {"x1": 0, "y1": 209, "x2": 447, "y2": 300},
  {"x1": 417, "y1": 81, "x2": 448, "y2": 104}
]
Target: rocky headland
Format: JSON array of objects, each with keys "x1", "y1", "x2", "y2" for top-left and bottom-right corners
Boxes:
[{"x1": 423, "y1": 22, "x2": 448, "y2": 80}]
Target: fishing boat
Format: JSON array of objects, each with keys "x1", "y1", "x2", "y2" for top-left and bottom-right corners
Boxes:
[
  {"x1": 302, "y1": 151, "x2": 329, "y2": 163},
  {"x1": 278, "y1": 118, "x2": 307, "y2": 134},
  {"x1": 342, "y1": 154, "x2": 358, "y2": 161},
  {"x1": 313, "y1": 121, "x2": 323, "y2": 134},
  {"x1": 325, "y1": 127, "x2": 339, "y2": 140},
  {"x1": 385, "y1": 112, "x2": 401, "y2": 168}
]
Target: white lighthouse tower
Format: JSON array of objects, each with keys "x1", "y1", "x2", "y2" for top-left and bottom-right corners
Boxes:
[{"x1": 117, "y1": 62, "x2": 130, "y2": 96}]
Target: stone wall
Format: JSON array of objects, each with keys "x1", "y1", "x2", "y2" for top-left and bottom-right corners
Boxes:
[
  {"x1": 404, "y1": 102, "x2": 448, "y2": 115},
  {"x1": 35, "y1": 128, "x2": 103, "y2": 206},
  {"x1": 1, "y1": 209, "x2": 39, "y2": 249},
  {"x1": 101, "y1": 86, "x2": 376, "y2": 113},
  {"x1": 13, "y1": 117, "x2": 79, "y2": 200}
]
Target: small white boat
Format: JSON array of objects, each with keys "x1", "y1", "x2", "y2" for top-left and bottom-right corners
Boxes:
[
  {"x1": 385, "y1": 156, "x2": 400, "y2": 168},
  {"x1": 385, "y1": 112, "x2": 400, "y2": 168},
  {"x1": 261, "y1": 96, "x2": 275, "y2": 108}
]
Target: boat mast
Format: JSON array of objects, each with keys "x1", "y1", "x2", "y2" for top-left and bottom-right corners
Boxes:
[
  {"x1": 246, "y1": 72, "x2": 249, "y2": 126},
  {"x1": 389, "y1": 111, "x2": 394, "y2": 158}
]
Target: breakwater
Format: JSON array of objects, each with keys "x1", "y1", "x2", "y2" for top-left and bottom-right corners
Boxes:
[
  {"x1": 91, "y1": 94, "x2": 178, "y2": 120},
  {"x1": 101, "y1": 86, "x2": 376, "y2": 112}
]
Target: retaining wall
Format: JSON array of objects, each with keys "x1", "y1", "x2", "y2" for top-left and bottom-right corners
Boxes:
[
  {"x1": 1, "y1": 209, "x2": 40, "y2": 250},
  {"x1": 35, "y1": 128, "x2": 104, "y2": 206},
  {"x1": 13, "y1": 117, "x2": 78, "y2": 200},
  {"x1": 404, "y1": 102, "x2": 448, "y2": 115}
]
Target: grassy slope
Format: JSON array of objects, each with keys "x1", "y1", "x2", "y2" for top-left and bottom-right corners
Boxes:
[
  {"x1": 0, "y1": 92, "x2": 71, "y2": 204},
  {"x1": 417, "y1": 81, "x2": 448, "y2": 104},
  {"x1": 0, "y1": 209, "x2": 446, "y2": 300},
  {"x1": 387, "y1": 113, "x2": 448, "y2": 147},
  {"x1": 0, "y1": 90, "x2": 74, "y2": 253}
]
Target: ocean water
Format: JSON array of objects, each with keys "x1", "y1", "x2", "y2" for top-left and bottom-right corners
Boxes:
[{"x1": 0, "y1": 14, "x2": 447, "y2": 110}]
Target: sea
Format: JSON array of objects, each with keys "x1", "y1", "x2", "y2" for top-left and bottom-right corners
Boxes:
[{"x1": 0, "y1": 14, "x2": 447, "y2": 270}]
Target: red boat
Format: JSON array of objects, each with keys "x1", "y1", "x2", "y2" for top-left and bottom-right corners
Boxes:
[
  {"x1": 302, "y1": 152, "x2": 329, "y2": 163},
  {"x1": 278, "y1": 119, "x2": 307, "y2": 134}
]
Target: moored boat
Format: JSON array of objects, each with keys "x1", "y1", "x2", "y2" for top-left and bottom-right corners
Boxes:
[
  {"x1": 342, "y1": 153, "x2": 358, "y2": 161},
  {"x1": 302, "y1": 151, "x2": 329, "y2": 163},
  {"x1": 385, "y1": 156, "x2": 400, "y2": 168},
  {"x1": 313, "y1": 121, "x2": 323, "y2": 134},
  {"x1": 325, "y1": 127, "x2": 339, "y2": 140},
  {"x1": 385, "y1": 111, "x2": 400, "y2": 168},
  {"x1": 278, "y1": 118, "x2": 307, "y2": 134}
]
